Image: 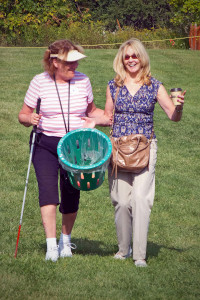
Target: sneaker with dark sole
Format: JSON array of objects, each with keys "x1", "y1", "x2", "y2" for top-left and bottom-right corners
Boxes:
[{"x1": 45, "y1": 246, "x2": 59, "y2": 262}]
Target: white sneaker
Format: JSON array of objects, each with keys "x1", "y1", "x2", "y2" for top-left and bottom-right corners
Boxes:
[
  {"x1": 45, "y1": 246, "x2": 59, "y2": 262},
  {"x1": 134, "y1": 259, "x2": 147, "y2": 267},
  {"x1": 59, "y1": 242, "x2": 77, "y2": 258},
  {"x1": 114, "y1": 248, "x2": 132, "y2": 260}
]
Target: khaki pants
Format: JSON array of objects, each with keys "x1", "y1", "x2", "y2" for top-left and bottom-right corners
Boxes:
[{"x1": 108, "y1": 139, "x2": 157, "y2": 260}]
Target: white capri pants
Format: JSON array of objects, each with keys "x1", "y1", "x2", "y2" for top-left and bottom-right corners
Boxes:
[{"x1": 108, "y1": 139, "x2": 157, "y2": 260}]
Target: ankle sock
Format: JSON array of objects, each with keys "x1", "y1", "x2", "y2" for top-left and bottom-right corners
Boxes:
[
  {"x1": 59, "y1": 233, "x2": 71, "y2": 244},
  {"x1": 46, "y1": 238, "x2": 57, "y2": 250}
]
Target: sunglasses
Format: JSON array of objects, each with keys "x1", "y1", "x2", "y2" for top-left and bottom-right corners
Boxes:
[{"x1": 124, "y1": 54, "x2": 138, "y2": 60}]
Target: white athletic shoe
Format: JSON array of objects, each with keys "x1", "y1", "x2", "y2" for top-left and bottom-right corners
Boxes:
[
  {"x1": 134, "y1": 259, "x2": 147, "y2": 267},
  {"x1": 45, "y1": 246, "x2": 59, "y2": 262},
  {"x1": 114, "y1": 248, "x2": 132, "y2": 260},
  {"x1": 59, "y1": 242, "x2": 77, "y2": 258}
]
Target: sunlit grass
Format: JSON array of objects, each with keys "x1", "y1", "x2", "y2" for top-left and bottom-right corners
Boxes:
[{"x1": 0, "y1": 48, "x2": 199, "y2": 300}]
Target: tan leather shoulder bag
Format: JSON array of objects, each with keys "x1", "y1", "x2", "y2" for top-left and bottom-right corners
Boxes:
[{"x1": 110, "y1": 86, "x2": 153, "y2": 178}]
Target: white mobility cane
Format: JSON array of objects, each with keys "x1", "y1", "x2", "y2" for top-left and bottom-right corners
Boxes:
[{"x1": 14, "y1": 98, "x2": 41, "y2": 258}]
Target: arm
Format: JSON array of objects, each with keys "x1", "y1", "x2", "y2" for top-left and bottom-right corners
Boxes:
[
  {"x1": 157, "y1": 84, "x2": 186, "y2": 122},
  {"x1": 90, "y1": 85, "x2": 114, "y2": 125},
  {"x1": 18, "y1": 103, "x2": 41, "y2": 127},
  {"x1": 104, "y1": 84, "x2": 114, "y2": 120},
  {"x1": 86, "y1": 102, "x2": 104, "y2": 118},
  {"x1": 82, "y1": 102, "x2": 105, "y2": 128},
  {"x1": 82, "y1": 85, "x2": 114, "y2": 128}
]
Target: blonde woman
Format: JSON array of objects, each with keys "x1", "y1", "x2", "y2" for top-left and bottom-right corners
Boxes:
[{"x1": 104, "y1": 38, "x2": 186, "y2": 267}]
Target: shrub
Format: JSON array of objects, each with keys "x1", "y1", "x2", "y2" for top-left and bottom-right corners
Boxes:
[
  {"x1": 0, "y1": 22, "x2": 188, "y2": 49},
  {"x1": 104, "y1": 27, "x2": 188, "y2": 49}
]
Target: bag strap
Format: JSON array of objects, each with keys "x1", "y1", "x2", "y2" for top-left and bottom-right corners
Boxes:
[
  {"x1": 148, "y1": 129, "x2": 154, "y2": 142},
  {"x1": 53, "y1": 74, "x2": 70, "y2": 134},
  {"x1": 113, "y1": 86, "x2": 120, "y2": 113}
]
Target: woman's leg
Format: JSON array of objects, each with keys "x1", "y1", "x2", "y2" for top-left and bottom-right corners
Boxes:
[
  {"x1": 58, "y1": 212, "x2": 78, "y2": 257},
  {"x1": 108, "y1": 166, "x2": 133, "y2": 257},
  {"x1": 32, "y1": 134, "x2": 60, "y2": 261},
  {"x1": 62, "y1": 212, "x2": 77, "y2": 235},
  {"x1": 59, "y1": 170, "x2": 80, "y2": 257},
  {"x1": 131, "y1": 140, "x2": 157, "y2": 262},
  {"x1": 40, "y1": 204, "x2": 59, "y2": 262},
  {"x1": 40, "y1": 204, "x2": 57, "y2": 238}
]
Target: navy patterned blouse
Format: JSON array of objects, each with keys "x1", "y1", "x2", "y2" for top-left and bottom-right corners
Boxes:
[{"x1": 108, "y1": 77, "x2": 162, "y2": 139}]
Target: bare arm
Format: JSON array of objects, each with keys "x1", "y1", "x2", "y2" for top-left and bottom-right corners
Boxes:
[
  {"x1": 157, "y1": 84, "x2": 186, "y2": 122},
  {"x1": 18, "y1": 103, "x2": 41, "y2": 127},
  {"x1": 89, "y1": 86, "x2": 114, "y2": 126},
  {"x1": 104, "y1": 85, "x2": 114, "y2": 120},
  {"x1": 82, "y1": 87, "x2": 114, "y2": 128},
  {"x1": 86, "y1": 102, "x2": 104, "y2": 118}
]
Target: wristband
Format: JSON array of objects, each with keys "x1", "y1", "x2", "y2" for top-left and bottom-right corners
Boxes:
[{"x1": 175, "y1": 106, "x2": 183, "y2": 113}]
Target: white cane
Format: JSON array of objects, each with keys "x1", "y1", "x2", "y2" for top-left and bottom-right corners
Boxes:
[{"x1": 14, "y1": 98, "x2": 41, "y2": 258}]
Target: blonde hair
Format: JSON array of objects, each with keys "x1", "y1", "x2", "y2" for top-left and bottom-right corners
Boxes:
[
  {"x1": 113, "y1": 38, "x2": 151, "y2": 86},
  {"x1": 43, "y1": 39, "x2": 84, "y2": 76}
]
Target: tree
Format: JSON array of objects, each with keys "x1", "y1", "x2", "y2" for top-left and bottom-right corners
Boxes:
[
  {"x1": 169, "y1": 0, "x2": 200, "y2": 34},
  {"x1": 0, "y1": 0, "x2": 90, "y2": 36},
  {"x1": 75, "y1": 0, "x2": 173, "y2": 31}
]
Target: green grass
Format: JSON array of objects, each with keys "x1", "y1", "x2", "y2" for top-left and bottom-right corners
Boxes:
[{"x1": 0, "y1": 48, "x2": 200, "y2": 300}]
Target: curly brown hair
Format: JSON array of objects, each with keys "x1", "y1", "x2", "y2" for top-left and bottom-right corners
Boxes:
[{"x1": 43, "y1": 39, "x2": 84, "y2": 76}]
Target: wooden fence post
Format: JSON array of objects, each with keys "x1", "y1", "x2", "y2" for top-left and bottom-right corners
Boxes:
[{"x1": 189, "y1": 23, "x2": 200, "y2": 50}]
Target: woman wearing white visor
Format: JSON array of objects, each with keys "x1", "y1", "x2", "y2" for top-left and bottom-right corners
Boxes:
[{"x1": 18, "y1": 39, "x2": 111, "y2": 262}]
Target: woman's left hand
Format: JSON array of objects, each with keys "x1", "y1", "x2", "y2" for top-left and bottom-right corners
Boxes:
[
  {"x1": 177, "y1": 90, "x2": 186, "y2": 107},
  {"x1": 81, "y1": 117, "x2": 96, "y2": 128}
]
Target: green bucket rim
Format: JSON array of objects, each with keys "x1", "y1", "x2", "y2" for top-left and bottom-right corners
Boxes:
[{"x1": 57, "y1": 128, "x2": 112, "y2": 172}]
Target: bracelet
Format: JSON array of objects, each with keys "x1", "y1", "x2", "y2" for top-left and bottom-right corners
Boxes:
[{"x1": 175, "y1": 106, "x2": 183, "y2": 113}]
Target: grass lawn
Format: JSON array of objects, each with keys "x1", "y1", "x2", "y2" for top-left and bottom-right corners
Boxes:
[{"x1": 0, "y1": 47, "x2": 200, "y2": 300}]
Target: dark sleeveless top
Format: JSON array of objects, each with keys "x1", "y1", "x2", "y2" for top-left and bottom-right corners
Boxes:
[{"x1": 108, "y1": 77, "x2": 162, "y2": 139}]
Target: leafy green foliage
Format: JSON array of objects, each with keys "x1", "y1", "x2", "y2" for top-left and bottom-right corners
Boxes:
[
  {"x1": 0, "y1": 0, "x2": 91, "y2": 37},
  {"x1": 169, "y1": 0, "x2": 200, "y2": 34},
  {"x1": 0, "y1": 21, "x2": 188, "y2": 49},
  {"x1": 0, "y1": 0, "x2": 198, "y2": 46},
  {"x1": 76, "y1": 0, "x2": 173, "y2": 31}
]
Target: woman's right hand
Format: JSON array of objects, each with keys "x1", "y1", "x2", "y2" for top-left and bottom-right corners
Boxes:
[
  {"x1": 30, "y1": 113, "x2": 41, "y2": 126},
  {"x1": 19, "y1": 103, "x2": 41, "y2": 127}
]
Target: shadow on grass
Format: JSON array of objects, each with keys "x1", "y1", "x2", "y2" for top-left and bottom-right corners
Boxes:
[
  {"x1": 38, "y1": 239, "x2": 186, "y2": 258},
  {"x1": 38, "y1": 238, "x2": 116, "y2": 257},
  {"x1": 72, "y1": 238, "x2": 116, "y2": 256},
  {"x1": 147, "y1": 241, "x2": 185, "y2": 260}
]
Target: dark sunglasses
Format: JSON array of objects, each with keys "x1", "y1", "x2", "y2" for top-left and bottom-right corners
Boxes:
[{"x1": 124, "y1": 54, "x2": 138, "y2": 60}]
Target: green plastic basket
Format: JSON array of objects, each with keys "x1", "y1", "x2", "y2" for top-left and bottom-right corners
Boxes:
[{"x1": 57, "y1": 128, "x2": 112, "y2": 191}]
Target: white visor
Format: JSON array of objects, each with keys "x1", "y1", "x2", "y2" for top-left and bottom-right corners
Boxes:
[{"x1": 50, "y1": 50, "x2": 86, "y2": 62}]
